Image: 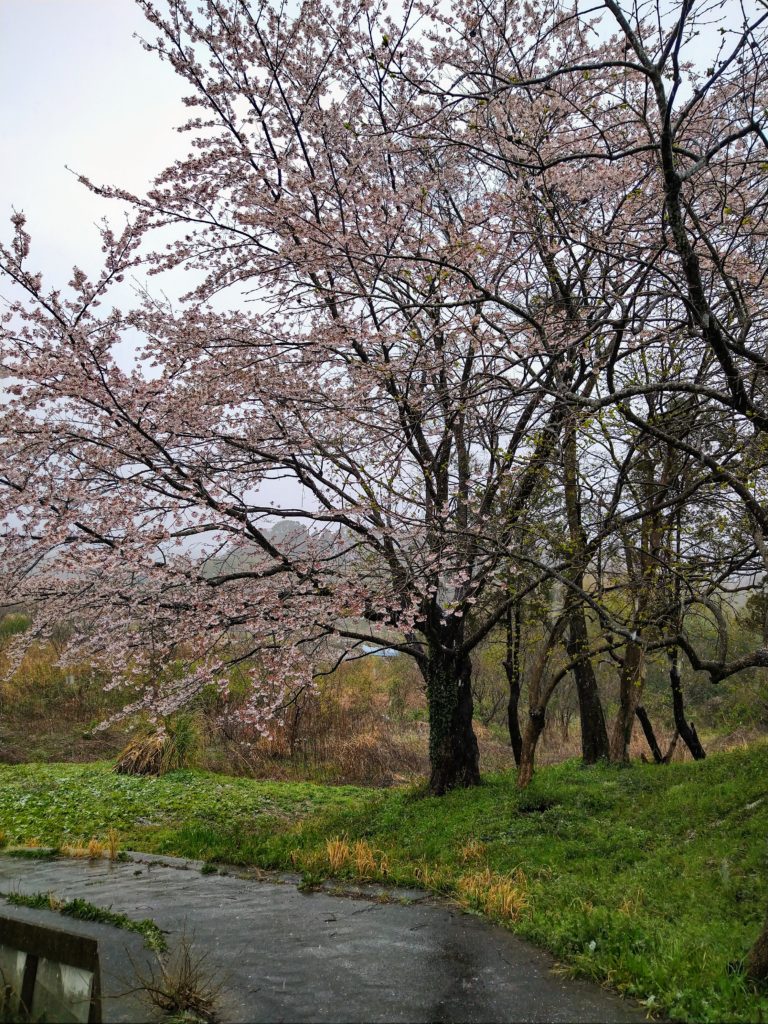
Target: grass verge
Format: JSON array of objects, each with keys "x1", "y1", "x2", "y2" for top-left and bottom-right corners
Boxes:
[
  {"x1": 2, "y1": 891, "x2": 167, "y2": 951},
  {"x1": 1, "y1": 746, "x2": 768, "y2": 1021}
]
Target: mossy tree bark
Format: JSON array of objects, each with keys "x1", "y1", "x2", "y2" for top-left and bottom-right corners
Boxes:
[{"x1": 424, "y1": 643, "x2": 480, "y2": 795}]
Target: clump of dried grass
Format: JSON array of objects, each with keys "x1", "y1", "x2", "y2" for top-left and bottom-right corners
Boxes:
[
  {"x1": 290, "y1": 837, "x2": 391, "y2": 880},
  {"x1": 456, "y1": 867, "x2": 528, "y2": 921},
  {"x1": 326, "y1": 836, "x2": 351, "y2": 873},
  {"x1": 107, "y1": 828, "x2": 120, "y2": 861},
  {"x1": 352, "y1": 839, "x2": 377, "y2": 878},
  {"x1": 61, "y1": 838, "x2": 105, "y2": 859},
  {"x1": 458, "y1": 838, "x2": 486, "y2": 864},
  {"x1": 114, "y1": 714, "x2": 201, "y2": 776},
  {"x1": 114, "y1": 730, "x2": 167, "y2": 776}
]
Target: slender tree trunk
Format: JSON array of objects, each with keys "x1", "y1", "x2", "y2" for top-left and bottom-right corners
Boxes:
[
  {"x1": 669, "y1": 648, "x2": 706, "y2": 760},
  {"x1": 515, "y1": 616, "x2": 568, "y2": 788},
  {"x1": 425, "y1": 646, "x2": 481, "y2": 795},
  {"x1": 635, "y1": 705, "x2": 663, "y2": 763},
  {"x1": 562, "y1": 425, "x2": 610, "y2": 763},
  {"x1": 635, "y1": 705, "x2": 680, "y2": 763},
  {"x1": 610, "y1": 639, "x2": 645, "y2": 762},
  {"x1": 504, "y1": 603, "x2": 523, "y2": 766}
]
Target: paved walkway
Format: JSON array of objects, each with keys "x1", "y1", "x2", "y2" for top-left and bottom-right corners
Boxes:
[{"x1": 0, "y1": 853, "x2": 647, "y2": 1023}]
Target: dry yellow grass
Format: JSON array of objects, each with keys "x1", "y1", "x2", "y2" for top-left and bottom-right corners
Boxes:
[
  {"x1": 61, "y1": 841, "x2": 86, "y2": 858},
  {"x1": 352, "y1": 839, "x2": 377, "y2": 878},
  {"x1": 107, "y1": 828, "x2": 120, "y2": 861},
  {"x1": 291, "y1": 840, "x2": 390, "y2": 881},
  {"x1": 61, "y1": 838, "x2": 105, "y2": 859},
  {"x1": 114, "y1": 731, "x2": 167, "y2": 776},
  {"x1": 456, "y1": 867, "x2": 528, "y2": 921},
  {"x1": 326, "y1": 836, "x2": 351, "y2": 873},
  {"x1": 458, "y1": 838, "x2": 486, "y2": 863},
  {"x1": 87, "y1": 838, "x2": 104, "y2": 859}
]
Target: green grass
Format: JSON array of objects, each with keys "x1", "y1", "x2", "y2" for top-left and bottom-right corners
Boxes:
[
  {"x1": 0, "y1": 761, "x2": 366, "y2": 852},
  {"x1": 3, "y1": 891, "x2": 167, "y2": 951},
  {"x1": 1, "y1": 747, "x2": 768, "y2": 1021}
]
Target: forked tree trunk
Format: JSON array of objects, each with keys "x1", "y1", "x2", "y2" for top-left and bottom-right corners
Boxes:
[
  {"x1": 425, "y1": 648, "x2": 481, "y2": 795},
  {"x1": 515, "y1": 616, "x2": 568, "y2": 789},
  {"x1": 635, "y1": 705, "x2": 664, "y2": 763},
  {"x1": 610, "y1": 639, "x2": 645, "y2": 762},
  {"x1": 635, "y1": 705, "x2": 679, "y2": 763},
  {"x1": 517, "y1": 709, "x2": 546, "y2": 789}
]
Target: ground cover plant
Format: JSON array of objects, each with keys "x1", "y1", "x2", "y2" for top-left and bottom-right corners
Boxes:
[
  {"x1": 2, "y1": 744, "x2": 767, "y2": 1023},
  {"x1": 0, "y1": 762, "x2": 366, "y2": 851}
]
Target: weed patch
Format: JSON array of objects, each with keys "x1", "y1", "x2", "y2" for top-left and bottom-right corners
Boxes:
[{"x1": 133, "y1": 932, "x2": 221, "y2": 1022}]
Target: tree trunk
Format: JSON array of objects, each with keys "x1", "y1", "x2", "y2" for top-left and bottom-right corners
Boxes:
[
  {"x1": 747, "y1": 908, "x2": 768, "y2": 981},
  {"x1": 425, "y1": 648, "x2": 481, "y2": 795},
  {"x1": 635, "y1": 706, "x2": 680, "y2": 763},
  {"x1": 504, "y1": 603, "x2": 523, "y2": 766},
  {"x1": 562, "y1": 424, "x2": 610, "y2": 764},
  {"x1": 517, "y1": 708, "x2": 546, "y2": 789},
  {"x1": 635, "y1": 705, "x2": 664, "y2": 763},
  {"x1": 567, "y1": 603, "x2": 609, "y2": 763},
  {"x1": 669, "y1": 649, "x2": 706, "y2": 760},
  {"x1": 515, "y1": 614, "x2": 568, "y2": 789},
  {"x1": 610, "y1": 639, "x2": 644, "y2": 762}
]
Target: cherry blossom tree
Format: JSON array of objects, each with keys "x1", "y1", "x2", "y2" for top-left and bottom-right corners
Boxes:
[{"x1": 2, "y1": 0, "x2": 768, "y2": 794}]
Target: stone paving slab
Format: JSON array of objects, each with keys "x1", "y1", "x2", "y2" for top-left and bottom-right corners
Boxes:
[{"x1": 0, "y1": 854, "x2": 649, "y2": 1023}]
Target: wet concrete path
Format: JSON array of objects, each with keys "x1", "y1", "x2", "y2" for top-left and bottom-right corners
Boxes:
[{"x1": 0, "y1": 853, "x2": 647, "y2": 1023}]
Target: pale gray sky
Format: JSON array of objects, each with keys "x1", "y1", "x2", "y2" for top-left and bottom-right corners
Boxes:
[
  {"x1": 0, "y1": 0, "x2": 747, "y2": 285},
  {"x1": 1, "y1": 0, "x2": 185, "y2": 281}
]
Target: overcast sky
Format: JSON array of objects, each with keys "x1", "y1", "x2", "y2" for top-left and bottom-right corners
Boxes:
[
  {"x1": 0, "y1": 0, "x2": 185, "y2": 282},
  {"x1": 1, "y1": 0, "x2": 748, "y2": 284}
]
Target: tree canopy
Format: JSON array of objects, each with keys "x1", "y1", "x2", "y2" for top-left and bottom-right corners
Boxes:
[{"x1": 2, "y1": 0, "x2": 768, "y2": 793}]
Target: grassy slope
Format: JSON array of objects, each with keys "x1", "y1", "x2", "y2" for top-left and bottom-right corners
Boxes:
[{"x1": 1, "y1": 747, "x2": 768, "y2": 1022}]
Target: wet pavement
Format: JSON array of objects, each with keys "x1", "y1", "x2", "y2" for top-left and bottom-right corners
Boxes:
[{"x1": 0, "y1": 853, "x2": 648, "y2": 1022}]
